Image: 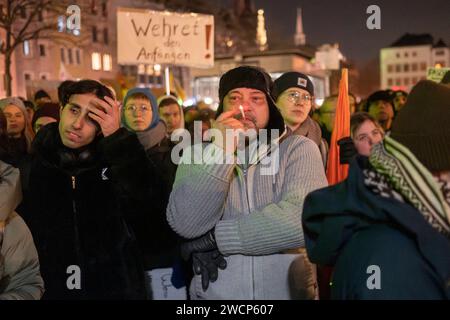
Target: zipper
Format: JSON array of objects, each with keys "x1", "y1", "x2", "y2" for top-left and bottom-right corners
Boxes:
[
  {"x1": 241, "y1": 166, "x2": 256, "y2": 299},
  {"x1": 71, "y1": 175, "x2": 83, "y2": 290},
  {"x1": 242, "y1": 168, "x2": 251, "y2": 215}
]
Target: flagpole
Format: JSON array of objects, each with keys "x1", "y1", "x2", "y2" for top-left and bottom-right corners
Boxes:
[{"x1": 165, "y1": 67, "x2": 170, "y2": 96}]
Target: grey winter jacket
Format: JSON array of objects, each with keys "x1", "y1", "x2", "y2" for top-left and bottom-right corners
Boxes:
[
  {"x1": 167, "y1": 135, "x2": 328, "y2": 299},
  {"x1": 0, "y1": 161, "x2": 44, "y2": 300}
]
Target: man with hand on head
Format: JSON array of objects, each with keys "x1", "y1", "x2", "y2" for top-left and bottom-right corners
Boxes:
[{"x1": 18, "y1": 80, "x2": 152, "y2": 299}]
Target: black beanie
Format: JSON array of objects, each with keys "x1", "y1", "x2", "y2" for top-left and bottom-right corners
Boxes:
[
  {"x1": 216, "y1": 66, "x2": 285, "y2": 134},
  {"x1": 364, "y1": 90, "x2": 396, "y2": 115},
  {"x1": 31, "y1": 102, "x2": 61, "y2": 129},
  {"x1": 272, "y1": 72, "x2": 314, "y2": 101},
  {"x1": 390, "y1": 80, "x2": 450, "y2": 172},
  {"x1": 34, "y1": 89, "x2": 51, "y2": 100}
]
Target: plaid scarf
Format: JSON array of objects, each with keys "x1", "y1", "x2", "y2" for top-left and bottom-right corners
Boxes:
[{"x1": 367, "y1": 136, "x2": 450, "y2": 237}]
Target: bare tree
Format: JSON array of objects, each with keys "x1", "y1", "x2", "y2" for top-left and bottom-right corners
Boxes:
[{"x1": 0, "y1": 0, "x2": 88, "y2": 96}]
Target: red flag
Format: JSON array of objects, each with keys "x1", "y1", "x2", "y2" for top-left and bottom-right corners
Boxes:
[
  {"x1": 326, "y1": 69, "x2": 351, "y2": 185},
  {"x1": 319, "y1": 69, "x2": 351, "y2": 300}
]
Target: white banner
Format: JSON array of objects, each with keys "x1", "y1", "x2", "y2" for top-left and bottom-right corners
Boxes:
[{"x1": 117, "y1": 8, "x2": 214, "y2": 68}]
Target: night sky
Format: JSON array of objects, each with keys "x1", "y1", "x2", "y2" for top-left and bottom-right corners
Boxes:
[{"x1": 220, "y1": 0, "x2": 450, "y2": 64}]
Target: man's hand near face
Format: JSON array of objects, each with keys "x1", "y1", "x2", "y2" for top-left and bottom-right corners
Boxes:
[
  {"x1": 87, "y1": 96, "x2": 121, "y2": 137},
  {"x1": 210, "y1": 109, "x2": 244, "y2": 154}
]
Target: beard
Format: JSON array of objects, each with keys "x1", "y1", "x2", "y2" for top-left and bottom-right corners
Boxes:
[{"x1": 234, "y1": 112, "x2": 259, "y2": 130}]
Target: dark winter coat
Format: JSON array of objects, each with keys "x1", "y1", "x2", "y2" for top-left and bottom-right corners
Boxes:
[
  {"x1": 126, "y1": 121, "x2": 181, "y2": 270},
  {"x1": 17, "y1": 123, "x2": 155, "y2": 299},
  {"x1": 303, "y1": 156, "x2": 450, "y2": 299}
]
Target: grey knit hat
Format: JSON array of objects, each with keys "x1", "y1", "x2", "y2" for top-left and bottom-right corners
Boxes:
[{"x1": 0, "y1": 97, "x2": 27, "y2": 114}]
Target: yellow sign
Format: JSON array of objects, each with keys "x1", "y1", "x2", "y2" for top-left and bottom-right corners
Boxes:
[{"x1": 427, "y1": 67, "x2": 450, "y2": 83}]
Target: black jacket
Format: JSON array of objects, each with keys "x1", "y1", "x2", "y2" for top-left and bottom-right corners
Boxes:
[
  {"x1": 128, "y1": 134, "x2": 181, "y2": 270},
  {"x1": 0, "y1": 135, "x2": 28, "y2": 167},
  {"x1": 18, "y1": 123, "x2": 155, "y2": 299}
]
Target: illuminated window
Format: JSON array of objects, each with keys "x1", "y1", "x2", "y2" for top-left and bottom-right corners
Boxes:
[
  {"x1": 58, "y1": 16, "x2": 65, "y2": 32},
  {"x1": 91, "y1": 52, "x2": 101, "y2": 70},
  {"x1": 103, "y1": 54, "x2": 112, "y2": 71},
  {"x1": 23, "y1": 40, "x2": 31, "y2": 56}
]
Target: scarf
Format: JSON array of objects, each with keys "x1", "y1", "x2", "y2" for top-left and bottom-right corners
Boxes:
[
  {"x1": 367, "y1": 136, "x2": 450, "y2": 237},
  {"x1": 292, "y1": 116, "x2": 322, "y2": 147},
  {"x1": 135, "y1": 120, "x2": 167, "y2": 151}
]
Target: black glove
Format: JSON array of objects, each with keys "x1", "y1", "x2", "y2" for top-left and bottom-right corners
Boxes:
[
  {"x1": 180, "y1": 230, "x2": 217, "y2": 261},
  {"x1": 338, "y1": 137, "x2": 357, "y2": 164},
  {"x1": 192, "y1": 250, "x2": 227, "y2": 291}
]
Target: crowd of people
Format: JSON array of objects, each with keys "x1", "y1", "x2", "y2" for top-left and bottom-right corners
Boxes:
[{"x1": 0, "y1": 67, "x2": 449, "y2": 300}]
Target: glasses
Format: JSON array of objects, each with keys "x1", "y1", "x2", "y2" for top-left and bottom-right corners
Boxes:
[
  {"x1": 125, "y1": 104, "x2": 151, "y2": 113},
  {"x1": 284, "y1": 92, "x2": 312, "y2": 104}
]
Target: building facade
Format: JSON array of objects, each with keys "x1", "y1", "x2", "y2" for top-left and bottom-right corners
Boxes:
[
  {"x1": 1, "y1": 0, "x2": 173, "y2": 100},
  {"x1": 190, "y1": 49, "x2": 330, "y2": 110},
  {"x1": 380, "y1": 34, "x2": 450, "y2": 92}
]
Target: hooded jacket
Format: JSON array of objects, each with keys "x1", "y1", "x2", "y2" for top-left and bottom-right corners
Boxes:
[
  {"x1": 303, "y1": 155, "x2": 450, "y2": 299},
  {"x1": 121, "y1": 88, "x2": 181, "y2": 272},
  {"x1": 17, "y1": 123, "x2": 153, "y2": 299},
  {"x1": 167, "y1": 77, "x2": 328, "y2": 299},
  {"x1": 0, "y1": 161, "x2": 44, "y2": 300}
]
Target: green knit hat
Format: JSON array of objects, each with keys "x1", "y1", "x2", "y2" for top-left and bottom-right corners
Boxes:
[{"x1": 390, "y1": 80, "x2": 450, "y2": 172}]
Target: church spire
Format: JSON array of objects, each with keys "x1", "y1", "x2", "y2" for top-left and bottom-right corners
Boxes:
[
  {"x1": 256, "y1": 9, "x2": 268, "y2": 51},
  {"x1": 294, "y1": 7, "x2": 306, "y2": 46}
]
